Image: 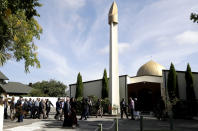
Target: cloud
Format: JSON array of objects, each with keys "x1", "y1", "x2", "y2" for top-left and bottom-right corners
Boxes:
[
  {"x1": 100, "y1": 45, "x2": 108, "y2": 54},
  {"x1": 120, "y1": 0, "x2": 198, "y2": 51},
  {"x1": 57, "y1": 0, "x2": 86, "y2": 10},
  {"x1": 175, "y1": 31, "x2": 198, "y2": 45},
  {"x1": 38, "y1": 46, "x2": 73, "y2": 78},
  {"x1": 119, "y1": 43, "x2": 131, "y2": 53},
  {"x1": 100, "y1": 42, "x2": 131, "y2": 54},
  {"x1": 5, "y1": 0, "x2": 198, "y2": 85},
  {"x1": 119, "y1": 0, "x2": 198, "y2": 76}
]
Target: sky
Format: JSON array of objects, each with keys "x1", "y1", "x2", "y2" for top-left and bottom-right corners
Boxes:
[{"x1": 1, "y1": 0, "x2": 198, "y2": 86}]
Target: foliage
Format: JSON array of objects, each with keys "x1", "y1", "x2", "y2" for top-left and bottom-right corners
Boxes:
[
  {"x1": 28, "y1": 88, "x2": 47, "y2": 97},
  {"x1": 31, "y1": 79, "x2": 67, "y2": 97},
  {"x1": 75, "y1": 96, "x2": 83, "y2": 114},
  {"x1": 190, "y1": 13, "x2": 198, "y2": 23},
  {"x1": 88, "y1": 95, "x2": 98, "y2": 103},
  {"x1": 167, "y1": 63, "x2": 179, "y2": 103},
  {"x1": 185, "y1": 64, "x2": 195, "y2": 101},
  {"x1": 75, "y1": 73, "x2": 83, "y2": 98},
  {"x1": 185, "y1": 63, "x2": 197, "y2": 116},
  {"x1": 75, "y1": 95, "x2": 111, "y2": 115},
  {"x1": 0, "y1": 0, "x2": 41, "y2": 19},
  {"x1": 102, "y1": 69, "x2": 109, "y2": 99},
  {"x1": 0, "y1": 0, "x2": 42, "y2": 72},
  {"x1": 101, "y1": 97, "x2": 110, "y2": 114},
  {"x1": 172, "y1": 100, "x2": 192, "y2": 119}
]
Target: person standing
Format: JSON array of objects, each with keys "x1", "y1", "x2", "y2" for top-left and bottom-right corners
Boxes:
[
  {"x1": 39, "y1": 99, "x2": 46, "y2": 119},
  {"x1": 60, "y1": 98, "x2": 65, "y2": 120},
  {"x1": 34, "y1": 98, "x2": 40, "y2": 119},
  {"x1": 4, "y1": 98, "x2": 8, "y2": 119},
  {"x1": 28, "y1": 98, "x2": 33, "y2": 118},
  {"x1": 63, "y1": 97, "x2": 71, "y2": 127},
  {"x1": 70, "y1": 97, "x2": 77, "y2": 127},
  {"x1": 32, "y1": 99, "x2": 36, "y2": 119},
  {"x1": 10, "y1": 97, "x2": 15, "y2": 120},
  {"x1": 96, "y1": 99, "x2": 103, "y2": 118},
  {"x1": 16, "y1": 96, "x2": 23, "y2": 122},
  {"x1": 120, "y1": 98, "x2": 128, "y2": 119},
  {"x1": 88, "y1": 98, "x2": 92, "y2": 117},
  {"x1": 84, "y1": 98, "x2": 89, "y2": 119},
  {"x1": 79, "y1": 97, "x2": 89, "y2": 120},
  {"x1": 55, "y1": 98, "x2": 62, "y2": 120},
  {"x1": 42, "y1": 99, "x2": 47, "y2": 119},
  {"x1": 46, "y1": 99, "x2": 53, "y2": 118},
  {"x1": 129, "y1": 97, "x2": 135, "y2": 120},
  {"x1": 23, "y1": 99, "x2": 29, "y2": 118}
]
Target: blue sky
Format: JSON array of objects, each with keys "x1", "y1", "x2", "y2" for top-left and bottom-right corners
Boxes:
[{"x1": 1, "y1": 0, "x2": 198, "y2": 86}]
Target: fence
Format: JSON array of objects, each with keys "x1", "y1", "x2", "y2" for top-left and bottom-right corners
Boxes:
[
  {"x1": 94, "y1": 118, "x2": 118, "y2": 131},
  {"x1": 94, "y1": 114, "x2": 175, "y2": 131}
]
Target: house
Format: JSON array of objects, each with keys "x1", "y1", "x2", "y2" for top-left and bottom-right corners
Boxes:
[{"x1": 0, "y1": 71, "x2": 32, "y2": 96}]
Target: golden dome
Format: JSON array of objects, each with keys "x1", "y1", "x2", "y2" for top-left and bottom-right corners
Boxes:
[{"x1": 137, "y1": 60, "x2": 165, "y2": 76}]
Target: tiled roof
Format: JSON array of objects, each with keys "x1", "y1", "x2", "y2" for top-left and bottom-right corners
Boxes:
[
  {"x1": 1, "y1": 82, "x2": 32, "y2": 94},
  {"x1": 0, "y1": 71, "x2": 9, "y2": 80}
]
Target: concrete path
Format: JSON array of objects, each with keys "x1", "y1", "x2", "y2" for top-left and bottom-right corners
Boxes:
[
  {"x1": 4, "y1": 115, "x2": 198, "y2": 131},
  {"x1": 4, "y1": 116, "x2": 115, "y2": 131}
]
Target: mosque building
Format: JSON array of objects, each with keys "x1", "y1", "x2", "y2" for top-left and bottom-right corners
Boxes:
[
  {"x1": 69, "y1": 59, "x2": 198, "y2": 111},
  {"x1": 69, "y1": 2, "x2": 198, "y2": 112}
]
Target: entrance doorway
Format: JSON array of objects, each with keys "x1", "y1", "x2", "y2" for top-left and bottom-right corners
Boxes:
[{"x1": 128, "y1": 82, "x2": 161, "y2": 111}]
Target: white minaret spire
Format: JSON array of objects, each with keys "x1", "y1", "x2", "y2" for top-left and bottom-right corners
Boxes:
[{"x1": 108, "y1": 1, "x2": 120, "y2": 115}]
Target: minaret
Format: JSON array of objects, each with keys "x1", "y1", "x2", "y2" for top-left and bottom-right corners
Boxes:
[{"x1": 108, "y1": 1, "x2": 120, "y2": 115}]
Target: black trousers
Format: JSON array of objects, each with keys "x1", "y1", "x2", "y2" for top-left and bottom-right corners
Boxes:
[
  {"x1": 4, "y1": 108, "x2": 8, "y2": 119},
  {"x1": 121, "y1": 108, "x2": 128, "y2": 119},
  {"x1": 130, "y1": 108, "x2": 134, "y2": 119},
  {"x1": 34, "y1": 106, "x2": 39, "y2": 118},
  {"x1": 46, "y1": 108, "x2": 50, "y2": 117},
  {"x1": 63, "y1": 113, "x2": 72, "y2": 127}
]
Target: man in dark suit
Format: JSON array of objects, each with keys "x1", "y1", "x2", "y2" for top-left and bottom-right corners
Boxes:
[
  {"x1": 120, "y1": 98, "x2": 128, "y2": 119},
  {"x1": 55, "y1": 98, "x2": 62, "y2": 120},
  {"x1": 46, "y1": 99, "x2": 54, "y2": 118},
  {"x1": 63, "y1": 97, "x2": 72, "y2": 127}
]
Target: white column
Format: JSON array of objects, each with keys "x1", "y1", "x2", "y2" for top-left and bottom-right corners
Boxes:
[
  {"x1": 0, "y1": 105, "x2": 4, "y2": 131},
  {"x1": 109, "y1": 22, "x2": 120, "y2": 115}
]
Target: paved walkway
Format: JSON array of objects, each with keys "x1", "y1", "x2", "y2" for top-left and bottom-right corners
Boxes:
[
  {"x1": 4, "y1": 116, "x2": 115, "y2": 131},
  {"x1": 4, "y1": 115, "x2": 198, "y2": 131}
]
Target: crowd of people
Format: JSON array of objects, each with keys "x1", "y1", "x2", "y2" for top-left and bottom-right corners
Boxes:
[
  {"x1": 54, "y1": 97, "x2": 103, "y2": 127},
  {"x1": 3, "y1": 96, "x2": 103, "y2": 128},
  {"x1": 54, "y1": 97, "x2": 78, "y2": 127},
  {"x1": 3, "y1": 96, "x2": 162, "y2": 128},
  {"x1": 120, "y1": 97, "x2": 140, "y2": 120},
  {"x1": 4, "y1": 96, "x2": 54, "y2": 122}
]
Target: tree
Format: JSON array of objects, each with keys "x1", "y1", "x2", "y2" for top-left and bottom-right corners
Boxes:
[
  {"x1": 0, "y1": 0, "x2": 42, "y2": 72},
  {"x1": 29, "y1": 88, "x2": 47, "y2": 97},
  {"x1": 190, "y1": 13, "x2": 198, "y2": 23},
  {"x1": 75, "y1": 73, "x2": 83, "y2": 98},
  {"x1": 102, "y1": 69, "x2": 109, "y2": 99},
  {"x1": 31, "y1": 79, "x2": 67, "y2": 97},
  {"x1": 185, "y1": 63, "x2": 197, "y2": 116},
  {"x1": 167, "y1": 63, "x2": 179, "y2": 102}
]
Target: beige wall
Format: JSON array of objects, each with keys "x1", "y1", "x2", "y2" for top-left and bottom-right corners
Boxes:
[
  {"x1": 70, "y1": 80, "x2": 102, "y2": 98},
  {"x1": 129, "y1": 76, "x2": 163, "y2": 84},
  {"x1": 163, "y1": 70, "x2": 198, "y2": 100},
  {"x1": 69, "y1": 76, "x2": 127, "y2": 100},
  {"x1": 0, "y1": 105, "x2": 3, "y2": 131}
]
